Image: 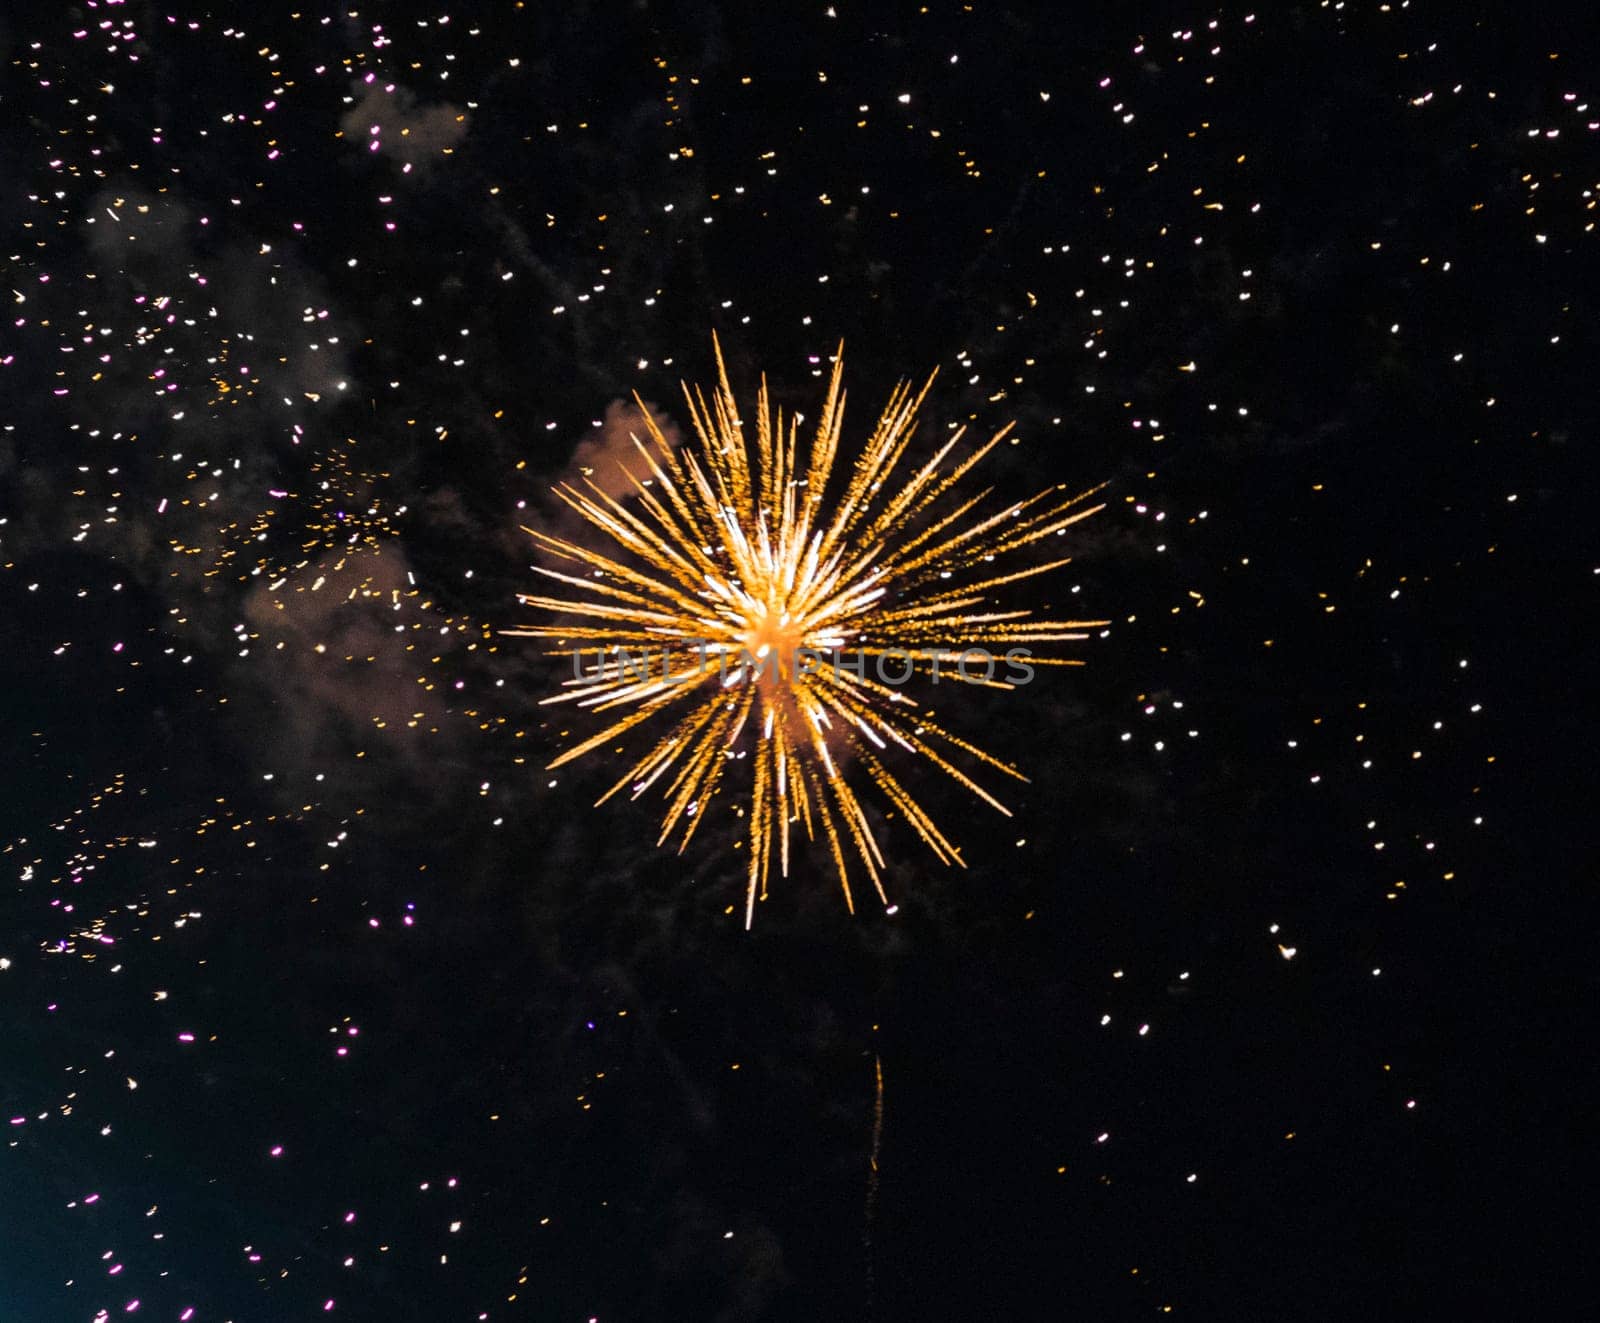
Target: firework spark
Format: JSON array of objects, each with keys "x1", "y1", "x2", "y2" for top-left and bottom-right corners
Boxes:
[{"x1": 508, "y1": 337, "x2": 1106, "y2": 925}]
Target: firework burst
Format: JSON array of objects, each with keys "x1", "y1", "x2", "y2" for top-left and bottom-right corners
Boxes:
[{"x1": 508, "y1": 337, "x2": 1106, "y2": 925}]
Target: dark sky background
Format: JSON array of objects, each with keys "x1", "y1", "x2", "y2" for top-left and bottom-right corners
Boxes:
[{"x1": 2, "y1": 2, "x2": 1596, "y2": 1320}]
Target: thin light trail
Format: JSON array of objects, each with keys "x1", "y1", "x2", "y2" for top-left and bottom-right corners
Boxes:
[{"x1": 866, "y1": 1052, "x2": 885, "y2": 1322}]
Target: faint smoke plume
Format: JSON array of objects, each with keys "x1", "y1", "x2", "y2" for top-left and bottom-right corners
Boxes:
[
  {"x1": 239, "y1": 543, "x2": 439, "y2": 768},
  {"x1": 341, "y1": 83, "x2": 468, "y2": 167},
  {"x1": 562, "y1": 397, "x2": 684, "y2": 503}
]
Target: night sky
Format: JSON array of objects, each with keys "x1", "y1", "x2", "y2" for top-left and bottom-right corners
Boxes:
[{"x1": 3, "y1": 2, "x2": 1596, "y2": 1320}]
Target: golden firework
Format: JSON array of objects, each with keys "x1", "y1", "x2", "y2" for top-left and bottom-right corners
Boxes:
[{"x1": 507, "y1": 337, "x2": 1106, "y2": 925}]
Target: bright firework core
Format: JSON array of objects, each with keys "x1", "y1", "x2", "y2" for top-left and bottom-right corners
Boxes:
[
  {"x1": 743, "y1": 606, "x2": 804, "y2": 680},
  {"x1": 508, "y1": 336, "x2": 1107, "y2": 926}
]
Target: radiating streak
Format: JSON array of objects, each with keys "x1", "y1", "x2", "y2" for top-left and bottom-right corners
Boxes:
[{"x1": 507, "y1": 336, "x2": 1105, "y2": 923}]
